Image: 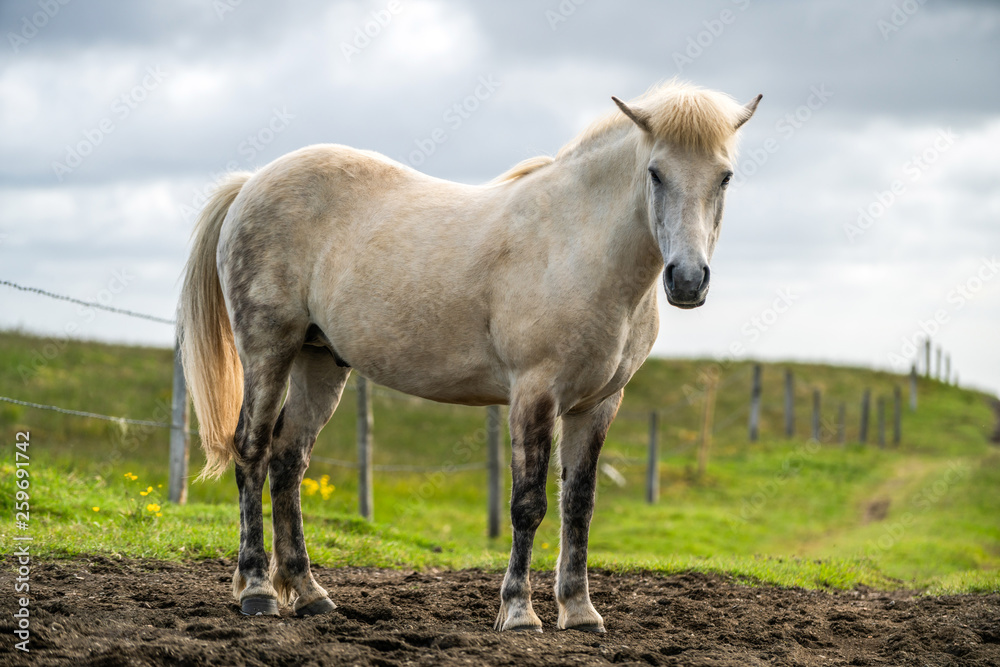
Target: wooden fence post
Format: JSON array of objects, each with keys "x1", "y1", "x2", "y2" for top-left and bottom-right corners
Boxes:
[
  {"x1": 893, "y1": 386, "x2": 902, "y2": 446},
  {"x1": 168, "y1": 338, "x2": 189, "y2": 505},
  {"x1": 935, "y1": 346, "x2": 942, "y2": 382},
  {"x1": 811, "y1": 389, "x2": 821, "y2": 441},
  {"x1": 909, "y1": 364, "x2": 918, "y2": 411},
  {"x1": 877, "y1": 396, "x2": 886, "y2": 449},
  {"x1": 837, "y1": 402, "x2": 846, "y2": 445},
  {"x1": 859, "y1": 389, "x2": 871, "y2": 444},
  {"x1": 487, "y1": 405, "x2": 502, "y2": 538},
  {"x1": 646, "y1": 411, "x2": 659, "y2": 504},
  {"x1": 748, "y1": 364, "x2": 762, "y2": 442},
  {"x1": 356, "y1": 375, "x2": 374, "y2": 521},
  {"x1": 924, "y1": 338, "x2": 931, "y2": 378},
  {"x1": 697, "y1": 375, "x2": 718, "y2": 477},
  {"x1": 945, "y1": 354, "x2": 951, "y2": 385},
  {"x1": 784, "y1": 370, "x2": 795, "y2": 438}
]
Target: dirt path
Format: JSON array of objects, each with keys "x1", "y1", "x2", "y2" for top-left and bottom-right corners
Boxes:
[
  {"x1": 787, "y1": 457, "x2": 944, "y2": 558},
  {"x1": 1, "y1": 556, "x2": 998, "y2": 666}
]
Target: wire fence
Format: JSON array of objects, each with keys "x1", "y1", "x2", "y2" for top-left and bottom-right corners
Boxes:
[
  {"x1": 1, "y1": 279, "x2": 176, "y2": 325},
  {"x1": 1, "y1": 278, "x2": 931, "y2": 517},
  {"x1": 0, "y1": 395, "x2": 175, "y2": 429},
  {"x1": 0, "y1": 278, "x2": 724, "y2": 432},
  {"x1": 312, "y1": 455, "x2": 487, "y2": 473}
]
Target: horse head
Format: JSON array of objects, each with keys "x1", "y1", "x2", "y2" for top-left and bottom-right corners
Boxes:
[{"x1": 613, "y1": 86, "x2": 761, "y2": 308}]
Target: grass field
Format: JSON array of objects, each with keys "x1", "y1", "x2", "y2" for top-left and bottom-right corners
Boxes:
[{"x1": 1, "y1": 329, "x2": 998, "y2": 593}]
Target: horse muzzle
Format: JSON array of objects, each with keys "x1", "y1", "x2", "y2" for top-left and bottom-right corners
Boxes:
[{"x1": 664, "y1": 262, "x2": 710, "y2": 309}]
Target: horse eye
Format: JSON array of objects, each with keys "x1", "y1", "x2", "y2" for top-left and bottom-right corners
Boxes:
[
  {"x1": 648, "y1": 168, "x2": 662, "y2": 185},
  {"x1": 721, "y1": 173, "x2": 732, "y2": 188}
]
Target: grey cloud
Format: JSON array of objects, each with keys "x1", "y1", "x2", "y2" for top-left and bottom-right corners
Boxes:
[{"x1": 1, "y1": 0, "x2": 998, "y2": 392}]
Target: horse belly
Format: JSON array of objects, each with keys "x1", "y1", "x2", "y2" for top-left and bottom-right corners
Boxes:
[{"x1": 314, "y1": 288, "x2": 508, "y2": 406}]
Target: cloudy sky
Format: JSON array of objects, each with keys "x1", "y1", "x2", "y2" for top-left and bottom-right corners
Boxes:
[{"x1": 2, "y1": 0, "x2": 998, "y2": 396}]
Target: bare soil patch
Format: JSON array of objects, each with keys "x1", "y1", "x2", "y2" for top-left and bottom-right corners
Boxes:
[{"x1": 2, "y1": 556, "x2": 998, "y2": 666}]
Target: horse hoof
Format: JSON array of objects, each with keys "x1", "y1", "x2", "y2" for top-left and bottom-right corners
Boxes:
[
  {"x1": 564, "y1": 623, "x2": 606, "y2": 634},
  {"x1": 241, "y1": 596, "x2": 279, "y2": 616},
  {"x1": 296, "y1": 597, "x2": 336, "y2": 617},
  {"x1": 508, "y1": 625, "x2": 544, "y2": 633}
]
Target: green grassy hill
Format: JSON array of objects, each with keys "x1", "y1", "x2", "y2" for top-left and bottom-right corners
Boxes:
[{"x1": 1, "y1": 330, "x2": 997, "y2": 593}]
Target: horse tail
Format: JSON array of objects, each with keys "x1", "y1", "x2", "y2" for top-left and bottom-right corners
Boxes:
[{"x1": 179, "y1": 172, "x2": 252, "y2": 480}]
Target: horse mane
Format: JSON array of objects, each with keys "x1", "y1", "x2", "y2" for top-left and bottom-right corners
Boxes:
[
  {"x1": 489, "y1": 155, "x2": 555, "y2": 184},
  {"x1": 562, "y1": 79, "x2": 746, "y2": 157},
  {"x1": 489, "y1": 80, "x2": 744, "y2": 184}
]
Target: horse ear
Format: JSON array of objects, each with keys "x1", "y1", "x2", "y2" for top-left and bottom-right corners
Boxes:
[
  {"x1": 612, "y1": 96, "x2": 652, "y2": 133},
  {"x1": 734, "y1": 94, "x2": 762, "y2": 130}
]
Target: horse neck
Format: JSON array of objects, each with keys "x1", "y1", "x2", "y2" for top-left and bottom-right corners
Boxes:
[{"x1": 540, "y1": 127, "x2": 663, "y2": 304}]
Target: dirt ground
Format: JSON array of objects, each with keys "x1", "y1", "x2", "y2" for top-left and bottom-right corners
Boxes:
[{"x1": 1, "y1": 557, "x2": 998, "y2": 666}]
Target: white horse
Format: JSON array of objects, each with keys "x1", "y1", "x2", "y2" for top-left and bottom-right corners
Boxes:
[{"x1": 179, "y1": 80, "x2": 760, "y2": 630}]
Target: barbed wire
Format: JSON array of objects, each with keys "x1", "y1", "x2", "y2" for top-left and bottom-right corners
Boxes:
[
  {"x1": 1, "y1": 280, "x2": 176, "y2": 325},
  {"x1": 0, "y1": 394, "x2": 487, "y2": 473},
  {"x1": 0, "y1": 395, "x2": 180, "y2": 430},
  {"x1": 1, "y1": 276, "x2": 757, "y2": 476},
  {"x1": 311, "y1": 455, "x2": 486, "y2": 473},
  {"x1": 618, "y1": 365, "x2": 752, "y2": 422},
  {"x1": 713, "y1": 404, "x2": 746, "y2": 434}
]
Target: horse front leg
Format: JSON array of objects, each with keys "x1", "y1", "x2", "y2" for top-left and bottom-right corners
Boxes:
[
  {"x1": 555, "y1": 389, "x2": 622, "y2": 633},
  {"x1": 494, "y1": 391, "x2": 556, "y2": 632}
]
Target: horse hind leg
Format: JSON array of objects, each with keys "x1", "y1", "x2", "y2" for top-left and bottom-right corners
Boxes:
[
  {"x1": 268, "y1": 344, "x2": 350, "y2": 616},
  {"x1": 229, "y1": 312, "x2": 305, "y2": 616}
]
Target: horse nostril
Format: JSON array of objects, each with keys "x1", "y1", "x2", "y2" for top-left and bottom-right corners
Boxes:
[
  {"x1": 665, "y1": 263, "x2": 676, "y2": 291},
  {"x1": 700, "y1": 265, "x2": 711, "y2": 291}
]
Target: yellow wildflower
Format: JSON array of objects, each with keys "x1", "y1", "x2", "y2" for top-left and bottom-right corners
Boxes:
[
  {"x1": 140, "y1": 486, "x2": 153, "y2": 496},
  {"x1": 92, "y1": 507, "x2": 100, "y2": 512},
  {"x1": 319, "y1": 475, "x2": 334, "y2": 500},
  {"x1": 146, "y1": 503, "x2": 161, "y2": 513},
  {"x1": 301, "y1": 478, "x2": 319, "y2": 496},
  {"x1": 124, "y1": 472, "x2": 138, "y2": 481}
]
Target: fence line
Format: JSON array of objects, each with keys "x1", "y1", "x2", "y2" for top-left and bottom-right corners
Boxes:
[
  {"x1": 1, "y1": 280, "x2": 176, "y2": 325},
  {"x1": 311, "y1": 456, "x2": 487, "y2": 473},
  {"x1": 4, "y1": 275, "x2": 952, "y2": 526},
  {"x1": 2, "y1": 358, "x2": 931, "y2": 527},
  {"x1": 355, "y1": 375, "x2": 374, "y2": 521},
  {"x1": 168, "y1": 342, "x2": 190, "y2": 503},
  {"x1": 0, "y1": 394, "x2": 492, "y2": 473},
  {"x1": 0, "y1": 395, "x2": 178, "y2": 430},
  {"x1": 486, "y1": 404, "x2": 503, "y2": 539},
  {"x1": 713, "y1": 403, "x2": 745, "y2": 434}
]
